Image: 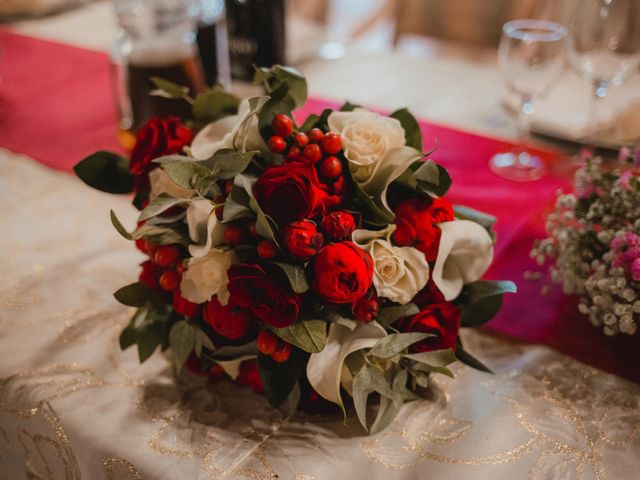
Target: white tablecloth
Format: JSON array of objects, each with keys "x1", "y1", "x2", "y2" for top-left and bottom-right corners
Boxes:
[{"x1": 1, "y1": 148, "x2": 639, "y2": 479}]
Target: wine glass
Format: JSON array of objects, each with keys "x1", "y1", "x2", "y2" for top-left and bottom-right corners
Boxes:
[
  {"x1": 568, "y1": 0, "x2": 640, "y2": 145},
  {"x1": 490, "y1": 19, "x2": 567, "y2": 181}
]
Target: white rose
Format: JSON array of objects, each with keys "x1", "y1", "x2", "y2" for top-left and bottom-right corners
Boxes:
[
  {"x1": 190, "y1": 97, "x2": 268, "y2": 160},
  {"x1": 179, "y1": 248, "x2": 236, "y2": 305},
  {"x1": 432, "y1": 220, "x2": 494, "y2": 301},
  {"x1": 353, "y1": 225, "x2": 429, "y2": 305},
  {"x1": 328, "y1": 109, "x2": 423, "y2": 212},
  {"x1": 185, "y1": 199, "x2": 225, "y2": 258},
  {"x1": 148, "y1": 168, "x2": 194, "y2": 200}
]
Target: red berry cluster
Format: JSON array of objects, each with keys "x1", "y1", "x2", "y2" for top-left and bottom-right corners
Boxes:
[
  {"x1": 256, "y1": 330, "x2": 292, "y2": 362},
  {"x1": 135, "y1": 238, "x2": 198, "y2": 317},
  {"x1": 268, "y1": 114, "x2": 345, "y2": 194}
]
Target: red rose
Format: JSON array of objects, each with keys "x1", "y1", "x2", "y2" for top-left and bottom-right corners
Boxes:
[
  {"x1": 395, "y1": 302, "x2": 460, "y2": 352},
  {"x1": 130, "y1": 116, "x2": 194, "y2": 182},
  {"x1": 282, "y1": 220, "x2": 324, "y2": 261},
  {"x1": 320, "y1": 210, "x2": 356, "y2": 241},
  {"x1": 412, "y1": 280, "x2": 446, "y2": 308},
  {"x1": 203, "y1": 297, "x2": 254, "y2": 340},
  {"x1": 253, "y1": 161, "x2": 339, "y2": 226},
  {"x1": 313, "y1": 241, "x2": 374, "y2": 304},
  {"x1": 227, "y1": 264, "x2": 301, "y2": 328},
  {"x1": 393, "y1": 197, "x2": 454, "y2": 262},
  {"x1": 173, "y1": 289, "x2": 200, "y2": 317},
  {"x1": 236, "y1": 358, "x2": 264, "y2": 393}
]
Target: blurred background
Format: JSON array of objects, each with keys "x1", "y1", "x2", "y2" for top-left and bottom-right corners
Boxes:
[{"x1": 2, "y1": 0, "x2": 639, "y2": 152}]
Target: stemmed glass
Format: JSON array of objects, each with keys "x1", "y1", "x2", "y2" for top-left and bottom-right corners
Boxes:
[
  {"x1": 567, "y1": 0, "x2": 640, "y2": 145},
  {"x1": 490, "y1": 20, "x2": 567, "y2": 181}
]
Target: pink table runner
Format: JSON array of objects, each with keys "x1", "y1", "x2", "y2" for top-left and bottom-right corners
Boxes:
[{"x1": 2, "y1": 30, "x2": 638, "y2": 383}]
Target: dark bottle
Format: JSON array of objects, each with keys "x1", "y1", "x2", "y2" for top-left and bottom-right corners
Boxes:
[
  {"x1": 197, "y1": 0, "x2": 232, "y2": 89},
  {"x1": 225, "y1": 0, "x2": 286, "y2": 81}
]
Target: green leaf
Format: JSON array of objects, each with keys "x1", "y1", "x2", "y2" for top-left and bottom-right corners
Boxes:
[
  {"x1": 376, "y1": 303, "x2": 420, "y2": 328},
  {"x1": 257, "y1": 349, "x2": 308, "y2": 408},
  {"x1": 150, "y1": 77, "x2": 189, "y2": 99},
  {"x1": 390, "y1": 108, "x2": 422, "y2": 150},
  {"x1": 257, "y1": 81, "x2": 296, "y2": 140},
  {"x1": 272, "y1": 319, "x2": 326, "y2": 353},
  {"x1": 339, "y1": 101, "x2": 361, "y2": 112},
  {"x1": 192, "y1": 89, "x2": 239, "y2": 123},
  {"x1": 194, "y1": 328, "x2": 215, "y2": 357},
  {"x1": 455, "y1": 340, "x2": 493, "y2": 373},
  {"x1": 370, "y1": 393, "x2": 401, "y2": 434},
  {"x1": 300, "y1": 114, "x2": 320, "y2": 132},
  {"x1": 459, "y1": 280, "x2": 517, "y2": 304},
  {"x1": 111, "y1": 210, "x2": 133, "y2": 240},
  {"x1": 203, "y1": 342, "x2": 258, "y2": 361},
  {"x1": 352, "y1": 365, "x2": 375, "y2": 431},
  {"x1": 206, "y1": 148, "x2": 256, "y2": 180},
  {"x1": 113, "y1": 282, "x2": 165, "y2": 308},
  {"x1": 169, "y1": 321, "x2": 197, "y2": 370},
  {"x1": 254, "y1": 65, "x2": 307, "y2": 107},
  {"x1": 137, "y1": 322, "x2": 163, "y2": 363},
  {"x1": 279, "y1": 380, "x2": 301, "y2": 417},
  {"x1": 162, "y1": 160, "x2": 212, "y2": 190},
  {"x1": 250, "y1": 197, "x2": 279, "y2": 244},
  {"x1": 119, "y1": 324, "x2": 137, "y2": 350},
  {"x1": 368, "y1": 332, "x2": 432, "y2": 359},
  {"x1": 413, "y1": 160, "x2": 452, "y2": 197},
  {"x1": 223, "y1": 186, "x2": 254, "y2": 223},
  {"x1": 345, "y1": 166, "x2": 394, "y2": 226},
  {"x1": 132, "y1": 223, "x2": 190, "y2": 246},
  {"x1": 461, "y1": 295, "x2": 503, "y2": 328},
  {"x1": 270, "y1": 262, "x2": 309, "y2": 294},
  {"x1": 405, "y1": 349, "x2": 457, "y2": 378},
  {"x1": 139, "y1": 193, "x2": 191, "y2": 222},
  {"x1": 74, "y1": 151, "x2": 134, "y2": 194}
]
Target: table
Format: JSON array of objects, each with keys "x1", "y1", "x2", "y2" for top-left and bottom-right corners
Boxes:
[{"x1": 1, "y1": 4, "x2": 640, "y2": 479}]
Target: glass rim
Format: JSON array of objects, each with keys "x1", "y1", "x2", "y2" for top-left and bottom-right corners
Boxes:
[{"x1": 503, "y1": 19, "x2": 567, "y2": 42}]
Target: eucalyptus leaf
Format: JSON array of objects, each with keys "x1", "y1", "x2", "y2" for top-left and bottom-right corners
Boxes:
[
  {"x1": 204, "y1": 342, "x2": 258, "y2": 361},
  {"x1": 132, "y1": 223, "x2": 190, "y2": 246},
  {"x1": 352, "y1": 365, "x2": 375, "y2": 430},
  {"x1": 150, "y1": 77, "x2": 189, "y2": 99},
  {"x1": 111, "y1": 210, "x2": 133, "y2": 240},
  {"x1": 192, "y1": 89, "x2": 239, "y2": 122},
  {"x1": 207, "y1": 149, "x2": 257, "y2": 179},
  {"x1": 139, "y1": 193, "x2": 191, "y2": 222},
  {"x1": 326, "y1": 311, "x2": 358, "y2": 331},
  {"x1": 254, "y1": 65, "x2": 307, "y2": 107},
  {"x1": 370, "y1": 394, "x2": 401, "y2": 434},
  {"x1": 257, "y1": 81, "x2": 296, "y2": 140},
  {"x1": 390, "y1": 108, "x2": 422, "y2": 150},
  {"x1": 278, "y1": 381, "x2": 301, "y2": 417},
  {"x1": 413, "y1": 160, "x2": 452, "y2": 197},
  {"x1": 339, "y1": 101, "x2": 361, "y2": 112},
  {"x1": 300, "y1": 114, "x2": 320, "y2": 132},
  {"x1": 74, "y1": 151, "x2": 134, "y2": 194},
  {"x1": 162, "y1": 160, "x2": 213, "y2": 190},
  {"x1": 368, "y1": 332, "x2": 432, "y2": 359},
  {"x1": 272, "y1": 319, "x2": 326, "y2": 353},
  {"x1": 376, "y1": 303, "x2": 420, "y2": 328},
  {"x1": 270, "y1": 262, "x2": 309, "y2": 293},
  {"x1": 169, "y1": 321, "x2": 197, "y2": 370},
  {"x1": 113, "y1": 282, "x2": 164, "y2": 308},
  {"x1": 404, "y1": 348, "x2": 456, "y2": 368},
  {"x1": 345, "y1": 166, "x2": 394, "y2": 226}
]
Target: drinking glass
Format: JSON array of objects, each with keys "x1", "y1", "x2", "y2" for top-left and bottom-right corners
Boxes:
[
  {"x1": 567, "y1": 0, "x2": 640, "y2": 144},
  {"x1": 490, "y1": 19, "x2": 567, "y2": 181}
]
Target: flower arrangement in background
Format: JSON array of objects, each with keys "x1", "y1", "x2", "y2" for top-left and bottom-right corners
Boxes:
[
  {"x1": 532, "y1": 155, "x2": 640, "y2": 336},
  {"x1": 75, "y1": 66, "x2": 515, "y2": 432}
]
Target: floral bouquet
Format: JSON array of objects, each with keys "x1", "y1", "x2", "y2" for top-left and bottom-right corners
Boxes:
[
  {"x1": 532, "y1": 154, "x2": 640, "y2": 336},
  {"x1": 75, "y1": 66, "x2": 515, "y2": 432}
]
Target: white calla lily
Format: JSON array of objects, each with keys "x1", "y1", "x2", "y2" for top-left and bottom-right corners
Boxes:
[
  {"x1": 432, "y1": 220, "x2": 494, "y2": 301},
  {"x1": 185, "y1": 199, "x2": 224, "y2": 258},
  {"x1": 328, "y1": 109, "x2": 423, "y2": 213},
  {"x1": 190, "y1": 97, "x2": 268, "y2": 159},
  {"x1": 307, "y1": 322, "x2": 387, "y2": 407}
]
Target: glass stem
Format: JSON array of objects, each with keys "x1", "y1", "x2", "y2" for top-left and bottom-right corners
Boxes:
[
  {"x1": 584, "y1": 81, "x2": 607, "y2": 148},
  {"x1": 515, "y1": 95, "x2": 534, "y2": 163}
]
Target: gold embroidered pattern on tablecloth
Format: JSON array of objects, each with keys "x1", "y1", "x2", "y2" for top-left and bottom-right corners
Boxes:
[{"x1": 103, "y1": 457, "x2": 143, "y2": 479}]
